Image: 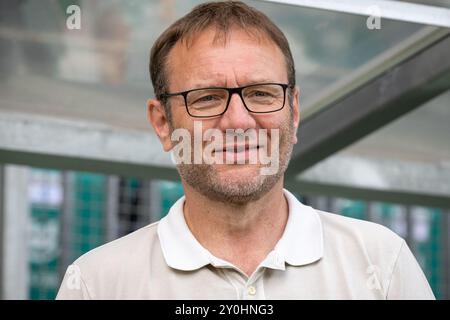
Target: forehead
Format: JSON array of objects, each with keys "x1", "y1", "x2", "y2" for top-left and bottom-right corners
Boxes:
[{"x1": 166, "y1": 27, "x2": 287, "y2": 90}]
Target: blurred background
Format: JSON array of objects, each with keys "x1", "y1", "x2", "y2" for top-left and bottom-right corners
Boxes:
[{"x1": 0, "y1": 0, "x2": 449, "y2": 299}]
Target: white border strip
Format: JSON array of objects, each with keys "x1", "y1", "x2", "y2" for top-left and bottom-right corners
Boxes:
[{"x1": 259, "y1": 0, "x2": 450, "y2": 28}]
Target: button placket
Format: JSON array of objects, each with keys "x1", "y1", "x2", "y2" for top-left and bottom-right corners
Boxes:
[
  {"x1": 247, "y1": 285, "x2": 257, "y2": 296},
  {"x1": 244, "y1": 268, "x2": 266, "y2": 299}
]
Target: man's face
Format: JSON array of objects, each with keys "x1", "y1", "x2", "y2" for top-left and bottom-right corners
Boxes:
[{"x1": 153, "y1": 28, "x2": 299, "y2": 204}]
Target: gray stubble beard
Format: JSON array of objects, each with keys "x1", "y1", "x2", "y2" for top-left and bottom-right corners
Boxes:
[{"x1": 175, "y1": 113, "x2": 295, "y2": 206}]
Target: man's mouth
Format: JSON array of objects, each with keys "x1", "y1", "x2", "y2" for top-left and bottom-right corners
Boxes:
[
  {"x1": 208, "y1": 143, "x2": 262, "y2": 164},
  {"x1": 217, "y1": 144, "x2": 260, "y2": 153}
]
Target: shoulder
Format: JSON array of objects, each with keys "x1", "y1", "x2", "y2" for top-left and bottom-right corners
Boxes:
[
  {"x1": 73, "y1": 221, "x2": 160, "y2": 275},
  {"x1": 316, "y1": 209, "x2": 404, "y2": 261},
  {"x1": 317, "y1": 209, "x2": 402, "y2": 241},
  {"x1": 312, "y1": 209, "x2": 434, "y2": 299},
  {"x1": 58, "y1": 222, "x2": 162, "y2": 299}
]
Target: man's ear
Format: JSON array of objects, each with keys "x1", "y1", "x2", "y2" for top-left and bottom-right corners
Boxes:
[
  {"x1": 147, "y1": 99, "x2": 173, "y2": 151},
  {"x1": 291, "y1": 86, "x2": 300, "y2": 145}
]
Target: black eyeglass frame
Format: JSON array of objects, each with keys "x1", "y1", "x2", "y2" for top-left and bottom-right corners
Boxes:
[{"x1": 159, "y1": 82, "x2": 291, "y2": 118}]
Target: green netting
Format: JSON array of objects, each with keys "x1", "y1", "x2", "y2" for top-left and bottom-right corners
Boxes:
[
  {"x1": 70, "y1": 173, "x2": 106, "y2": 263},
  {"x1": 160, "y1": 181, "x2": 185, "y2": 218},
  {"x1": 29, "y1": 207, "x2": 60, "y2": 300}
]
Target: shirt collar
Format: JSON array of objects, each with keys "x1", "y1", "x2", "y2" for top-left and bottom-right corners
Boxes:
[{"x1": 157, "y1": 188, "x2": 323, "y2": 271}]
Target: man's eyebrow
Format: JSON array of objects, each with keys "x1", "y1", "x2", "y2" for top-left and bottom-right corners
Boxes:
[
  {"x1": 242, "y1": 78, "x2": 277, "y2": 85},
  {"x1": 190, "y1": 78, "x2": 279, "y2": 89}
]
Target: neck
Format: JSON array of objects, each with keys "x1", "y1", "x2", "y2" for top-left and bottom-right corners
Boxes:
[{"x1": 182, "y1": 179, "x2": 289, "y2": 276}]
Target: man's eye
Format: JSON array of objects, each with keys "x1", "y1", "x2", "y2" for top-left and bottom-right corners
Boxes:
[
  {"x1": 199, "y1": 95, "x2": 216, "y2": 101},
  {"x1": 194, "y1": 95, "x2": 221, "y2": 103},
  {"x1": 250, "y1": 91, "x2": 273, "y2": 97}
]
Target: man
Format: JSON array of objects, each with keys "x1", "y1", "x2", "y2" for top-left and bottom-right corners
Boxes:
[{"x1": 57, "y1": 1, "x2": 434, "y2": 299}]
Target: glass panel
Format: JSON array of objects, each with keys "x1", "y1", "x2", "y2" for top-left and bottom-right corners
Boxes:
[
  {"x1": 299, "y1": 90, "x2": 450, "y2": 197},
  {"x1": 0, "y1": 0, "x2": 424, "y2": 131}
]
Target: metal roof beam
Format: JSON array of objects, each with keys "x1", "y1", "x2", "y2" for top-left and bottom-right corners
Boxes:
[
  {"x1": 286, "y1": 33, "x2": 450, "y2": 177},
  {"x1": 261, "y1": 0, "x2": 450, "y2": 28}
]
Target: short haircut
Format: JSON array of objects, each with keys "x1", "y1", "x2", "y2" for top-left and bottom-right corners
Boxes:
[{"x1": 150, "y1": 1, "x2": 296, "y2": 118}]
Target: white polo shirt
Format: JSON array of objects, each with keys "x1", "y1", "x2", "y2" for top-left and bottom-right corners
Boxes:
[{"x1": 56, "y1": 189, "x2": 435, "y2": 299}]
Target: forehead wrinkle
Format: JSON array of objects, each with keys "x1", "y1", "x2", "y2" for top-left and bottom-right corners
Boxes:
[
  {"x1": 166, "y1": 28, "x2": 287, "y2": 91},
  {"x1": 182, "y1": 24, "x2": 265, "y2": 49},
  {"x1": 189, "y1": 50, "x2": 281, "y2": 86},
  {"x1": 190, "y1": 68, "x2": 278, "y2": 89}
]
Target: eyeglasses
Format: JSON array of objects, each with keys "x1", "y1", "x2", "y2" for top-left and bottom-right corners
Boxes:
[{"x1": 160, "y1": 83, "x2": 289, "y2": 118}]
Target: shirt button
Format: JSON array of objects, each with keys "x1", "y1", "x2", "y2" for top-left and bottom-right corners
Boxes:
[{"x1": 248, "y1": 286, "x2": 256, "y2": 296}]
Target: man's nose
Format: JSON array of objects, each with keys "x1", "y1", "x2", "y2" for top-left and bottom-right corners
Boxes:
[{"x1": 218, "y1": 93, "x2": 256, "y2": 130}]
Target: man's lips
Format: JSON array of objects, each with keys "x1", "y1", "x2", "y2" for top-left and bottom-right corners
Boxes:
[{"x1": 214, "y1": 144, "x2": 260, "y2": 153}]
